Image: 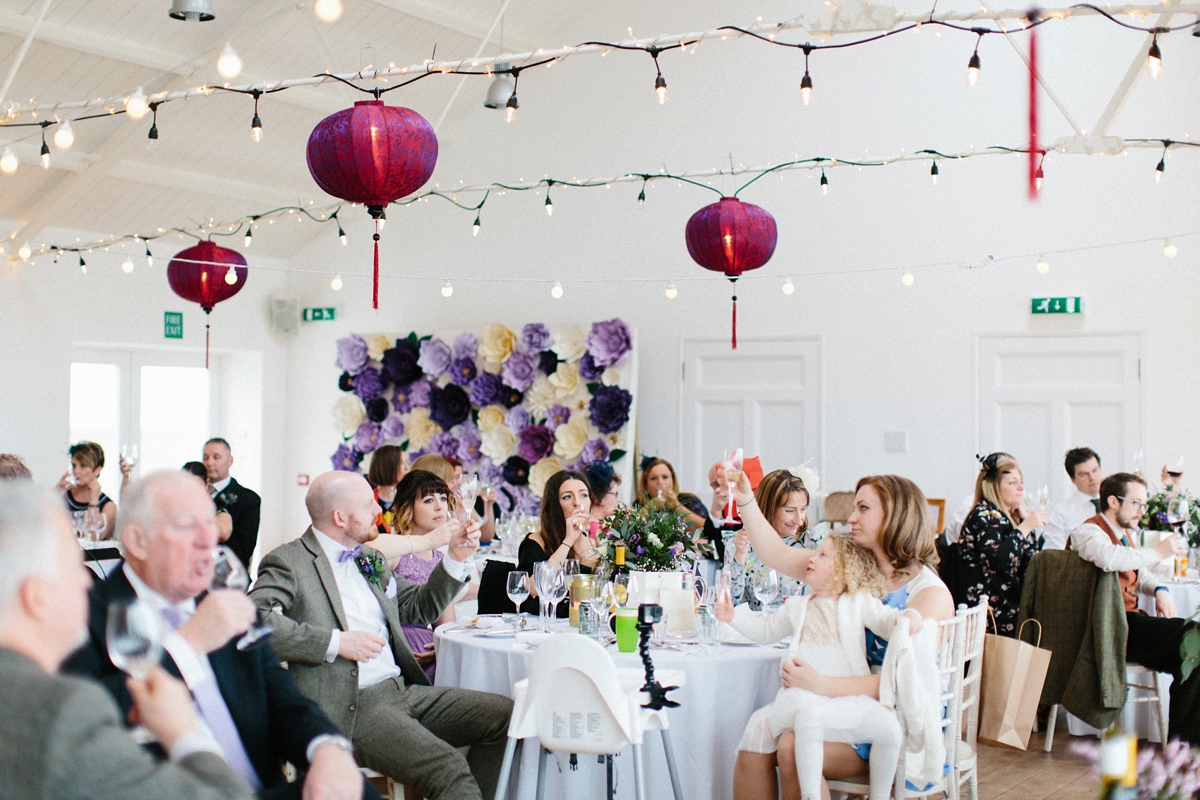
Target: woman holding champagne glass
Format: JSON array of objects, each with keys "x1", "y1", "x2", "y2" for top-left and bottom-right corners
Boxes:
[
  {"x1": 57, "y1": 442, "x2": 116, "y2": 540},
  {"x1": 516, "y1": 470, "x2": 598, "y2": 616}
]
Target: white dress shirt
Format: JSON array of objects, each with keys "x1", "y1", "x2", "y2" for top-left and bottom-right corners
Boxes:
[
  {"x1": 1068, "y1": 519, "x2": 1165, "y2": 597},
  {"x1": 312, "y1": 528, "x2": 472, "y2": 688},
  {"x1": 1045, "y1": 489, "x2": 1099, "y2": 550},
  {"x1": 210, "y1": 476, "x2": 232, "y2": 496}
]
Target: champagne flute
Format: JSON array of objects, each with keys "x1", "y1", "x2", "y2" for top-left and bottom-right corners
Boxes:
[
  {"x1": 1037, "y1": 485, "x2": 1049, "y2": 511},
  {"x1": 106, "y1": 600, "x2": 165, "y2": 679},
  {"x1": 722, "y1": 448, "x2": 744, "y2": 525},
  {"x1": 505, "y1": 570, "x2": 530, "y2": 631},
  {"x1": 120, "y1": 444, "x2": 139, "y2": 470},
  {"x1": 459, "y1": 474, "x2": 478, "y2": 515},
  {"x1": 753, "y1": 568, "x2": 779, "y2": 615},
  {"x1": 212, "y1": 546, "x2": 273, "y2": 650}
]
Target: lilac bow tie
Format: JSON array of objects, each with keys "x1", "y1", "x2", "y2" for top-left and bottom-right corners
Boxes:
[{"x1": 339, "y1": 545, "x2": 363, "y2": 563}]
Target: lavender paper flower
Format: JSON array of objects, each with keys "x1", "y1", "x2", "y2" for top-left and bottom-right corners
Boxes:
[
  {"x1": 477, "y1": 457, "x2": 503, "y2": 487},
  {"x1": 457, "y1": 429, "x2": 483, "y2": 463},
  {"x1": 578, "y1": 352, "x2": 604, "y2": 381},
  {"x1": 589, "y1": 384, "x2": 633, "y2": 433},
  {"x1": 352, "y1": 367, "x2": 384, "y2": 401},
  {"x1": 520, "y1": 323, "x2": 552, "y2": 354},
  {"x1": 505, "y1": 406, "x2": 531, "y2": 433},
  {"x1": 501, "y1": 351, "x2": 537, "y2": 392},
  {"x1": 392, "y1": 378, "x2": 433, "y2": 414},
  {"x1": 354, "y1": 422, "x2": 383, "y2": 453},
  {"x1": 380, "y1": 415, "x2": 405, "y2": 441},
  {"x1": 365, "y1": 396, "x2": 390, "y2": 423},
  {"x1": 417, "y1": 337, "x2": 453, "y2": 378},
  {"x1": 429, "y1": 384, "x2": 471, "y2": 429},
  {"x1": 469, "y1": 372, "x2": 503, "y2": 406},
  {"x1": 583, "y1": 437, "x2": 610, "y2": 463},
  {"x1": 427, "y1": 431, "x2": 461, "y2": 458},
  {"x1": 518, "y1": 490, "x2": 542, "y2": 516},
  {"x1": 518, "y1": 424, "x2": 555, "y2": 462},
  {"x1": 381, "y1": 339, "x2": 423, "y2": 387},
  {"x1": 583, "y1": 318, "x2": 633, "y2": 367},
  {"x1": 332, "y1": 444, "x2": 362, "y2": 472},
  {"x1": 502, "y1": 456, "x2": 531, "y2": 486},
  {"x1": 544, "y1": 404, "x2": 572, "y2": 430},
  {"x1": 336, "y1": 334, "x2": 370, "y2": 376},
  {"x1": 449, "y1": 357, "x2": 477, "y2": 386},
  {"x1": 538, "y1": 350, "x2": 560, "y2": 375},
  {"x1": 453, "y1": 332, "x2": 478, "y2": 361}
]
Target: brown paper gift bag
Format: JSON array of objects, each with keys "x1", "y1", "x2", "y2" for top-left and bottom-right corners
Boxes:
[{"x1": 978, "y1": 618, "x2": 1052, "y2": 750}]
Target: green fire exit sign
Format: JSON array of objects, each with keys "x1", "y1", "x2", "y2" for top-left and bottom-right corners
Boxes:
[
  {"x1": 164, "y1": 311, "x2": 183, "y2": 339},
  {"x1": 1031, "y1": 297, "x2": 1083, "y2": 315},
  {"x1": 303, "y1": 307, "x2": 336, "y2": 321}
]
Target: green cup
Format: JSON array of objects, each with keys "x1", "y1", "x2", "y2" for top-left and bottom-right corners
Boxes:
[{"x1": 615, "y1": 607, "x2": 639, "y2": 653}]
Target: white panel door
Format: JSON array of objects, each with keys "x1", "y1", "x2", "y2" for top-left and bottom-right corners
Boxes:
[
  {"x1": 977, "y1": 334, "x2": 1141, "y2": 503},
  {"x1": 680, "y1": 338, "x2": 822, "y2": 493}
]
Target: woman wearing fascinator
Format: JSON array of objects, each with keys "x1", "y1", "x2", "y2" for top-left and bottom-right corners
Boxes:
[{"x1": 949, "y1": 452, "x2": 1046, "y2": 636}]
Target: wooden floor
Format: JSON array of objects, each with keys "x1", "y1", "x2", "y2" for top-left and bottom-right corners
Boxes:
[{"x1": 975, "y1": 730, "x2": 1099, "y2": 800}]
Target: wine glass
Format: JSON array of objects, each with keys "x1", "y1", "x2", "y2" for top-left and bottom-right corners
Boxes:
[
  {"x1": 1168, "y1": 455, "x2": 1186, "y2": 482},
  {"x1": 85, "y1": 507, "x2": 107, "y2": 542},
  {"x1": 106, "y1": 600, "x2": 165, "y2": 679},
  {"x1": 72, "y1": 510, "x2": 88, "y2": 542},
  {"x1": 562, "y1": 558, "x2": 581, "y2": 582},
  {"x1": 534, "y1": 562, "x2": 564, "y2": 632},
  {"x1": 546, "y1": 572, "x2": 569, "y2": 628},
  {"x1": 458, "y1": 474, "x2": 478, "y2": 516},
  {"x1": 753, "y1": 568, "x2": 779, "y2": 614},
  {"x1": 1167, "y1": 496, "x2": 1189, "y2": 534},
  {"x1": 505, "y1": 570, "x2": 530, "y2": 631},
  {"x1": 1036, "y1": 485, "x2": 1049, "y2": 511},
  {"x1": 120, "y1": 444, "x2": 139, "y2": 470},
  {"x1": 212, "y1": 546, "x2": 273, "y2": 650},
  {"x1": 588, "y1": 581, "x2": 615, "y2": 639},
  {"x1": 1131, "y1": 448, "x2": 1145, "y2": 473},
  {"x1": 722, "y1": 448, "x2": 744, "y2": 525}
]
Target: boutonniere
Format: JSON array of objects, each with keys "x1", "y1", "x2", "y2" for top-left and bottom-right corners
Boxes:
[
  {"x1": 214, "y1": 489, "x2": 239, "y2": 509},
  {"x1": 353, "y1": 549, "x2": 388, "y2": 589}
]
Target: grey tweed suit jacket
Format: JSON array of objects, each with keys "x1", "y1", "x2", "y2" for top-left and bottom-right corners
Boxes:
[
  {"x1": 0, "y1": 647, "x2": 254, "y2": 800},
  {"x1": 250, "y1": 527, "x2": 464, "y2": 738}
]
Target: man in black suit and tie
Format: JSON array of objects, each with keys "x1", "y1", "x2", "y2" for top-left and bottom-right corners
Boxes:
[
  {"x1": 64, "y1": 470, "x2": 373, "y2": 800},
  {"x1": 204, "y1": 438, "x2": 261, "y2": 569}
]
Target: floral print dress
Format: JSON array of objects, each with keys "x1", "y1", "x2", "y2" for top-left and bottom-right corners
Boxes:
[{"x1": 955, "y1": 500, "x2": 1042, "y2": 636}]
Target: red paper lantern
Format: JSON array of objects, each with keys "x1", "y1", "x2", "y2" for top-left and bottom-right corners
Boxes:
[
  {"x1": 167, "y1": 240, "x2": 248, "y2": 367},
  {"x1": 685, "y1": 197, "x2": 778, "y2": 348},
  {"x1": 306, "y1": 99, "x2": 438, "y2": 309}
]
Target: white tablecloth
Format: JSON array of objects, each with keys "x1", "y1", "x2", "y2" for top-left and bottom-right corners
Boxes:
[
  {"x1": 435, "y1": 620, "x2": 783, "y2": 800},
  {"x1": 1065, "y1": 576, "x2": 1200, "y2": 741}
]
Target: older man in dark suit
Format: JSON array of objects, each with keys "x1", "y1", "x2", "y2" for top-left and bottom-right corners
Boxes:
[
  {"x1": 64, "y1": 470, "x2": 373, "y2": 800},
  {"x1": 0, "y1": 479, "x2": 254, "y2": 800},
  {"x1": 251, "y1": 471, "x2": 512, "y2": 800},
  {"x1": 204, "y1": 438, "x2": 262, "y2": 569}
]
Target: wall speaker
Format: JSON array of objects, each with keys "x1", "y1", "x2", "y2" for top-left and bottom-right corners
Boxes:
[{"x1": 271, "y1": 297, "x2": 299, "y2": 336}]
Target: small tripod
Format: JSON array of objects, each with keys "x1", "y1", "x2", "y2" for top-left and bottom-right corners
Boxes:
[{"x1": 636, "y1": 603, "x2": 679, "y2": 710}]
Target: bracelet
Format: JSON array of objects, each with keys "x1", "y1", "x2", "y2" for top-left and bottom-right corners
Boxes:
[{"x1": 1155, "y1": 586, "x2": 1170, "y2": 594}]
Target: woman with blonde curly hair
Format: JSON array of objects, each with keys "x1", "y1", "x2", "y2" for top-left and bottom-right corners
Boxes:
[{"x1": 717, "y1": 534, "x2": 924, "y2": 800}]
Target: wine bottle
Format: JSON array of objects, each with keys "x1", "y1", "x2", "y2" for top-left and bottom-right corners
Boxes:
[
  {"x1": 1098, "y1": 722, "x2": 1137, "y2": 800},
  {"x1": 612, "y1": 545, "x2": 629, "y2": 581}
]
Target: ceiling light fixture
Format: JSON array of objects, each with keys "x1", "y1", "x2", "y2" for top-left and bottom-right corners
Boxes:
[
  {"x1": 169, "y1": 0, "x2": 215, "y2": 22},
  {"x1": 484, "y1": 64, "x2": 515, "y2": 109},
  {"x1": 313, "y1": 0, "x2": 343, "y2": 23}
]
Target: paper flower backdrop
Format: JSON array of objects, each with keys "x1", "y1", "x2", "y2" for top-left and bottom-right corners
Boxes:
[{"x1": 331, "y1": 319, "x2": 634, "y2": 513}]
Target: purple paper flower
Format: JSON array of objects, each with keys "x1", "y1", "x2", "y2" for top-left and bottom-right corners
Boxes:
[
  {"x1": 381, "y1": 339, "x2": 423, "y2": 387},
  {"x1": 365, "y1": 396, "x2": 390, "y2": 423},
  {"x1": 501, "y1": 351, "x2": 537, "y2": 392},
  {"x1": 583, "y1": 318, "x2": 633, "y2": 367},
  {"x1": 332, "y1": 444, "x2": 362, "y2": 472},
  {"x1": 520, "y1": 323, "x2": 552, "y2": 354},
  {"x1": 538, "y1": 350, "x2": 561, "y2": 375},
  {"x1": 392, "y1": 378, "x2": 433, "y2": 414},
  {"x1": 352, "y1": 367, "x2": 384, "y2": 401},
  {"x1": 518, "y1": 490, "x2": 543, "y2": 516},
  {"x1": 583, "y1": 437, "x2": 610, "y2": 463},
  {"x1": 544, "y1": 404, "x2": 572, "y2": 430},
  {"x1": 477, "y1": 457, "x2": 503, "y2": 487},
  {"x1": 578, "y1": 352, "x2": 604, "y2": 381},
  {"x1": 336, "y1": 334, "x2": 370, "y2": 376},
  {"x1": 429, "y1": 384, "x2": 471, "y2": 429},
  {"x1": 449, "y1": 357, "x2": 477, "y2": 386},
  {"x1": 338, "y1": 372, "x2": 354, "y2": 392},
  {"x1": 499, "y1": 385, "x2": 524, "y2": 409},
  {"x1": 417, "y1": 337, "x2": 453, "y2": 378},
  {"x1": 380, "y1": 415, "x2": 405, "y2": 441},
  {"x1": 589, "y1": 385, "x2": 633, "y2": 433},
  {"x1": 518, "y1": 424, "x2": 555, "y2": 462},
  {"x1": 502, "y1": 455, "x2": 530, "y2": 486},
  {"x1": 427, "y1": 431, "x2": 461, "y2": 458},
  {"x1": 354, "y1": 422, "x2": 383, "y2": 453},
  {"x1": 457, "y1": 430, "x2": 483, "y2": 463},
  {"x1": 505, "y1": 406, "x2": 531, "y2": 433},
  {"x1": 469, "y1": 372, "x2": 503, "y2": 406},
  {"x1": 453, "y1": 332, "x2": 478, "y2": 361}
]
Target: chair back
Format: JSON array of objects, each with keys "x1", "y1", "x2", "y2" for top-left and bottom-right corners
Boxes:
[
  {"x1": 477, "y1": 559, "x2": 518, "y2": 615},
  {"x1": 955, "y1": 602, "x2": 989, "y2": 747},
  {"x1": 823, "y1": 491, "x2": 854, "y2": 522},
  {"x1": 519, "y1": 634, "x2": 636, "y2": 755}
]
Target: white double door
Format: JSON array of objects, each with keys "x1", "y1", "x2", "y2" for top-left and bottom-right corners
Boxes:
[
  {"x1": 679, "y1": 337, "x2": 822, "y2": 495},
  {"x1": 976, "y1": 334, "x2": 1142, "y2": 504}
]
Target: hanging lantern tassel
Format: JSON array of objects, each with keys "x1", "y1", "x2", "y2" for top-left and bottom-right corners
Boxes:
[
  {"x1": 730, "y1": 278, "x2": 739, "y2": 349},
  {"x1": 204, "y1": 310, "x2": 212, "y2": 369},
  {"x1": 1027, "y1": 11, "x2": 1040, "y2": 200},
  {"x1": 370, "y1": 212, "x2": 382, "y2": 311}
]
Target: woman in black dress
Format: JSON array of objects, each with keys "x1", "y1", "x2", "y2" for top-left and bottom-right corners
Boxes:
[
  {"x1": 57, "y1": 441, "x2": 116, "y2": 539},
  {"x1": 517, "y1": 470, "x2": 598, "y2": 616}
]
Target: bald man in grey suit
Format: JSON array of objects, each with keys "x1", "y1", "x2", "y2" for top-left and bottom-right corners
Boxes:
[{"x1": 0, "y1": 480, "x2": 253, "y2": 800}]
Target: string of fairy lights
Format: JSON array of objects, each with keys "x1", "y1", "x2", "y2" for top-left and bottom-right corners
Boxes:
[{"x1": 0, "y1": 3, "x2": 1193, "y2": 163}]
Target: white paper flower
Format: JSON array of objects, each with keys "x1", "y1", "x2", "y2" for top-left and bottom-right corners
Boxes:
[
  {"x1": 549, "y1": 362, "x2": 581, "y2": 399},
  {"x1": 528, "y1": 457, "x2": 564, "y2": 498},
  {"x1": 601, "y1": 367, "x2": 621, "y2": 386},
  {"x1": 405, "y1": 407, "x2": 441, "y2": 450},
  {"x1": 480, "y1": 424, "x2": 517, "y2": 462},
  {"x1": 332, "y1": 395, "x2": 366, "y2": 432},
  {"x1": 477, "y1": 405, "x2": 506, "y2": 432},
  {"x1": 522, "y1": 375, "x2": 557, "y2": 417},
  {"x1": 790, "y1": 462, "x2": 820, "y2": 496},
  {"x1": 553, "y1": 414, "x2": 589, "y2": 460},
  {"x1": 479, "y1": 324, "x2": 517, "y2": 363},
  {"x1": 366, "y1": 334, "x2": 391, "y2": 362},
  {"x1": 551, "y1": 324, "x2": 586, "y2": 363}
]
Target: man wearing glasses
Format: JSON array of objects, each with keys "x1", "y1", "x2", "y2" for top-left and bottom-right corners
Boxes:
[{"x1": 1069, "y1": 471, "x2": 1199, "y2": 743}]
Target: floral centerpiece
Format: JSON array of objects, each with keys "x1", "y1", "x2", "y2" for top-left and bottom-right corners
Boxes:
[
  {"x1": 329, "y1": 320, "x2": 634, "y2": 517},
  {"x1": 595, "y1": 502, "x2": 713, "y2": 573},
  {"x1": 1141, "y1": 488, "x2": 1200, "y2": 547}
]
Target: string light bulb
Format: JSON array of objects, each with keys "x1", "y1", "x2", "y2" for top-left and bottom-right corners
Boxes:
[
  {"x1": 1164, "y1": 240, "x2": 1178, "y2": 258},
  {"x1": 1147, "y1": 34, "x2": 1162, "y2": 79},
  {"x1": 39, "y1": 133, "x2": 49, "y2": 169},
  {"x1": 217, "y1": 43, "x2": 243, "y2": 79},
  {"x1": 1036, "y1": 258, "x2": 1050, "y2": 274},
  {"x1": 966, "y1": 36, "x2": 982, "y2": 86},
  {"x1": 930, "y1": 162, "x2": 939, "y2": 185},
  {"x1": 224, "y1": 265, "x2": 238, "y2": 285},
  {"x1": 550, "y1": 281, "x2": 563, "y2": 299},
  {"x1": 330, "y1": 273, "x2": 343, "y2": 291},
  {"x1": 121, "y1": 257, "x2": 135, "y2": 273},
  {"x1": 79, "y1": 254, "x2": 87, "y2": 274},
  {"x1": 901, "y1": 272, "x2": 915, "y2": 286},
  {"x1": 504, "y1": 68, "x2": 520, "y2": 123},
  {"x1": 544, "y1": 193, "x2": 553, "y2": 217},
  {"x1": 472, "y1": 214, "x2": 480, "y2": 236},
  {"x1": 313, "y1": 0, "x2": 343, "y2": 23},
  {"x1": 250, "y1": 91, "x2": 263, "y2": 143},
  {"x1": 782, "y1": 277, "x2": 795, "y2": 295},
  {"x1": 799, "y1": 46, "x2": 814, "y2": 106},
  {"x1": 53, "y1": 119, "x2": 74, "y2": 150},
  {"x1": 664, "y1": 282, "x2": 677, "y2": 299},
  {"x1": 0, "y1": 147, "x2": 17, "y2": 174},
  {"x1": 1034, "y1": 165, "x2": 1044, "y2": 191},
  {"x1": 146, "y1": 105, "x2": 159, "y2": 150},
  {"x1": 145, "y1": 243, "x2": 154, "y2": 268},
  {"x1": 637, "y1": 186, "x2": 646, "y2": 206},
  {"x1": 338, "y1": 222, "x2": 347, "y2": 245},
  {"x1": 654, "y1": 74, "x2": 668, "y2": 104},
  {"x1": 819, "y1": 169, "x2": 828, "y2": 195},
  {"x1": 17, "y1": 242, "x2": 31, "y2": 260},
  {"x1": 1155, "y1": 156, "x2": 1165, "y2": 182},
  {"x1": 441, "y1": 281, "x2": 454, "y2": 297},
  {"x1": 125, "y1": 88, "x2": 150, "y2": 120},
  {"x1": 244, "y1": 226, "x2": 253, "y2": 247}
]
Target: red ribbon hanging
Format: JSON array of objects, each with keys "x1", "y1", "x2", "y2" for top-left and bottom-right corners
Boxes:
[
  {"x1": 204, "y1": 312, "x2": 211, "y2": 369},
  {"x1": 1028, "y1": 14, "x2": 1040, "y2": 200},
  {"x1": 372, "y1": 220, "x2": 381, "y2": 311},
  {"x1": 731, "y1": 292, "x2": 738, "y2": 350}
]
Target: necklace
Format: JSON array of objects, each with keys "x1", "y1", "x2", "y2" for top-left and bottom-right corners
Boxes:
[{"x1": 377, "y1": 485, "x2": 397, "y2": 502}]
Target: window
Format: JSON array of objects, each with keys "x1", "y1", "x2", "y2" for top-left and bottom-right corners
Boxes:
[
  {"x1": 68, "y1": 363, "x2": 122, "y2": 500},
  {"x1": 139, "y1": 366, "x2": 210, "y2": 475}
]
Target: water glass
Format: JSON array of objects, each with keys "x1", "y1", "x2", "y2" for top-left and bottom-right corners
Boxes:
[
  {"x1": 106, "y1": 600, "x2": 165, "y2": 678},
  {"x1": 506, "y1": 570, "x2": 530, "y2": 630},
  {"x1": 753, "y1": 568, "x2": 779, "y2": 613},
  {"x1": 534, "y1": 562, "x2": 565, "y2": 632},
  {"x1": 212, "y1": 546, "x2": 273, "y2": 650},
  {"x1": 697, "y1": 606, "x2": 719, "y2": 650}
]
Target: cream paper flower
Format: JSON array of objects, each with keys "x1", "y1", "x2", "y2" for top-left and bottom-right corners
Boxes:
[
  {"x1": 551, "y1": 324, "x2": 586, "y2": 363},
  {"x1": 405, "y1": 407, "x2": 441, "y2": 450},
  {"x1": 553, "y1": 413, "x2": 589, "y2": 460},
  {"x1": 478, "y1": 324, "x2": 517, "y2": 363},
  {"x1": 480, "y1": 423, "x2": 517, "y2": 462},
  {"x1": 601, "y1": 367, "x2": 621, "y2": 386},
  {"x1": 528, "y1": 456, "x2": 564, "y2": 498},
  {"x1": 477, "y1": 405, "x2": 507, "y2": 432},
  {"x1": 332, "y1": 395, "x2": 366, "y2": 433},
  {"x1": 522, "y1": 375, "x2": 557, "y2": 417},
  {"x1": 366, "y1": 334, "x2": 391, "y2": 362},
  {"x1": 549, "y1": 361, "x2": 581, "y2": 399}
]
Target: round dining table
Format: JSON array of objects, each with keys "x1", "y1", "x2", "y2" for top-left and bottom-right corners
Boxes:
[{"x1": 435, "y1": 618, "x2": 784, "y2": 800}]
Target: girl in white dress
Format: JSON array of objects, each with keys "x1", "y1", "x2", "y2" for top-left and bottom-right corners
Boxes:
[{"x1": 716, "y1": 535, "x2": 922, "y2": 800}]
